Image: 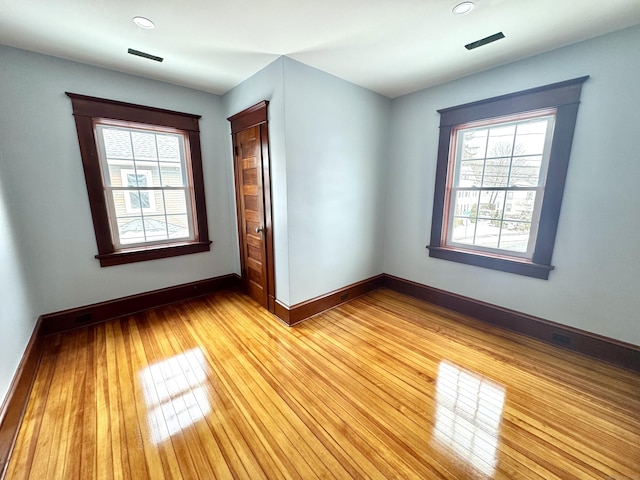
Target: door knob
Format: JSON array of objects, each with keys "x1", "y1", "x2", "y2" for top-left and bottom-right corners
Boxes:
[{"x1": 256, "y1": 226, "x2": 264, "y2": 234}]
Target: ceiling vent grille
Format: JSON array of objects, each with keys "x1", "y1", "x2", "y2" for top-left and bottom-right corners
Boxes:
[
  {"x1": 127, "y1": 48, "x2": 164, "y2": 62},
  {"x1": 465, "y1": 32, "x2": 505, "y2": 50}
]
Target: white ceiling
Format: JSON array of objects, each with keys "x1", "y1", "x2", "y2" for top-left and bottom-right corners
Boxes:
[{"x1": 1, "y1": 0, "x2": 639, "y2": 98}]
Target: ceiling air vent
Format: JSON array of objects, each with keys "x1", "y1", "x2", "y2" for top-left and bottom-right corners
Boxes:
[
  {"x1": 127, "y1": 48, "x2": 164, "y2": 62},
  {"x1": 465, "y1": 32, "x2": 505, "y2": 50}
]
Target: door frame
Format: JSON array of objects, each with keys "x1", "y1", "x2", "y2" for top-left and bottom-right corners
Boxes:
[{"x1": 227, "y1": 101, "x2": 276, "y2": 312}]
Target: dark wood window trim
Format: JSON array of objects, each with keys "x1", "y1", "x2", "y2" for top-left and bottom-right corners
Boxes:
[
  {"x1": 427, "y1": 77, "x2": 588, "y2": 279},
  {"x1": 67, "y1": 93, "x2": 211, "y2": 266}
]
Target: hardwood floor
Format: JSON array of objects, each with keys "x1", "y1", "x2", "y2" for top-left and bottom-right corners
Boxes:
[{"x1": 6, "y1": 288, "x2": 640, "y2": 479}]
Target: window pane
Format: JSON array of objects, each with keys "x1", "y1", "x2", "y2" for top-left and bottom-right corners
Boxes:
[
  {"x1": 167, "y1": 215, "x2": 190, "y2": 239},
  {"x1": 117, "y1": 217, "x2": 146, "y2": 245},
  {"x1": 457, "y1": 160, "x2": 484, "y2": 187},
  {"x1": 452, "y1": 190, "x2": 477, "y2": 217},
  {"x1": 157, "y1": 135, "x2": 182, "y2": 163},
  {"x1": 159, "y1": 163, "x2": 186, "y2": 187},
  {"x1": 461, "y1": 130, "x2": 487, "y2": 160},
  {"x1": 477, "y1": 191, "x2": 505, "y2": 219},
  {"x1": 482, "y1": 159, "x2": 509, "y2": 187},
  {"x1": 142, "y1": 165, "x2": 162, "y2": 187},
  {"x1": 142, "y1": 216, "x2": 170, "y2": 241},
  {"x1": 164, "y1": 190, "x2": 189, "y2": 215},
  {"x1": 131, "y1": 131, "x2": 158, "y2": 160},
  {"x1": 514, "y1": 120, "x2": 549, "y2": 155},
  {"x1": 102, "y1": 128, "x2": 133, "y2": 159},
  {"x1": 106, "y1": 160, "x2": 134, "y2": 186},
  {"x1": 450, "y1": 216, "x2": 476, "y2": 245},
  {"x1": 503, "y1": 191, "x2": 536, "y2": 222},
  {"x1": 130, "y1": 190, "x2": 150, "y2": 210},
  {"x1": 474, "y1": 219, "x2": 500, "y2": 249},
  {"x1": 111, "y1": 190, "x2": 129, "y2": 217},
  {"x1": 509, "y1": 157, "x2": 542, "y2": 187},
  {"x1": 127, "y1": 173, "x2": 148, "y2": 187},
  {"x1": 498, "y1": 222, "x2": 531, "y2": 252},
  {"x1": 486, "y1": 125, "x2": 515, "y2": 158},
  {"x1": 148, "y1": 190, "x2": 165, "y2": 214},
  {"x1": 517, "y1": 119, "x2": 549, "y2": 135}
]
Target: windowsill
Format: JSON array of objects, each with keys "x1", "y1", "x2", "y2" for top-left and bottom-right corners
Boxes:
[
  {"x1": 96, "y1": 241, "x2": 212, "y2": 267},
  {"x1": 426, "y1": 246, "x2": 554, "y2": 279}
]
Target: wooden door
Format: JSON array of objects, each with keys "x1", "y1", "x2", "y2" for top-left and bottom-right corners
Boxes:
[{"x1": 228, "y1": 102, "x2": 274, "y2": 311}]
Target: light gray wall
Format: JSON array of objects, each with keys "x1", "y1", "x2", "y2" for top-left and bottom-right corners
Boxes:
[
  {"x1": 222, "y1": 57, "x2": 291, "y2": 305},
  {"x1": 282, "y1": 58, "x2": 390, "y2": 305},
  {"x1": 384, "y1": 25, "x2": 640, "y2": 345},
  {"x1": 0, "y1": 156, "x2": 38, "y2": 403},
  {"x1": 0, "y1": 46, "x2": 238, "y2": 317},
  {"x1": 223, "y1": 57, "x2": 390, "y2": 306}
]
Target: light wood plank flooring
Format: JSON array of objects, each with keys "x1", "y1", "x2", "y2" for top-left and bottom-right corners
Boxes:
[{"x1": 6, "y1": 288, "x2": 640, "y2": 479}]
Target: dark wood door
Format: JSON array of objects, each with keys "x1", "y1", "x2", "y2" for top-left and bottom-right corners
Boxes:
[
  {"x1": 234, "y1": 126, "x2": 268, "y2": 306},
  {"x1": 228, "y1": 101, "x2": 274, "y2": 311}
]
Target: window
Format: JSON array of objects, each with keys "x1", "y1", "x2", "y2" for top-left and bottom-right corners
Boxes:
[
  {"x1": 428, "y1": 77, "x2": 588, "y2": 279},
  {"x1": 67, "y1": 93, "x2": 211, "y2": 266},
  {"x1": 95, "y1": 123, "x2": 193, "y2": 248},
  {"x1": 447, "y1": 112, "x2": 554, "y2": 258}
]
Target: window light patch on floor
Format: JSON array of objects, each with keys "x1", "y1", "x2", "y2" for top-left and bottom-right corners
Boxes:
[
  {"x1": 432, "y1": 360, "x2": 506, "y2": 477},
  {"x1": 139, "y1": 348, "x2": 211, "y2": 444}
]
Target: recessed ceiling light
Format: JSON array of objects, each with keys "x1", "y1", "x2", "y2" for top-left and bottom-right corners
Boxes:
[
  {"x1": 133, "y1": 16, "x2": 155, "y2": 29},
  {"x1": 452, "y1": 2, "x2": 475, "y2": 15}
]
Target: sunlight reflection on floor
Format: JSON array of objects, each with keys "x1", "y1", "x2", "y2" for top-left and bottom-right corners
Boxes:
[
  {"x1": 433, "y1": 360, "x2": 506, "y2": 477},
  {"x1": 139, "y1": 348, "x2": 211, "y2": 444}
]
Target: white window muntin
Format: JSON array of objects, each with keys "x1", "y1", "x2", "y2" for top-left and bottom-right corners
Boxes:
[
  {"x1": 94, "y1": 122, "x2": 195, "y2": 249},
  {"x1": 445, "y1": 112, "x2": 556, "y2": 259}
]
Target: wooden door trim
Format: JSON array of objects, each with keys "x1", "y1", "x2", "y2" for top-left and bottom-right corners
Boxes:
[
  {"x1": 228, "y1": 101, "x2": 275, "y2": 312},
  {"x1": 228, "y1": 101, "x2": 268, "y2": 134},
  {"x1": 259, "y1": 123, "x2": 276, "y2": 312}
]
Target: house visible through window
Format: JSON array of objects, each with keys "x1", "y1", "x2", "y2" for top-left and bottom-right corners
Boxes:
[
  {"x1": 428, "y1": 77, "x2": 588, "y2": 279},
  {"x1": 67, "y1": 93, "x2": 211, "y2": 266}
]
